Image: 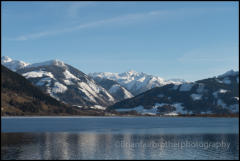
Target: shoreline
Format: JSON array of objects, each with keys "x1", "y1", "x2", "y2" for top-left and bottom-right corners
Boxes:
[{"x1": 1, "y1": 114, "x2": 239, "y2": 118}]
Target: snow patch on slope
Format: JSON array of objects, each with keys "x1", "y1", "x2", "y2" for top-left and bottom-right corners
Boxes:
[
  {"x1": 63, "y1": 70, "x2": 79, "y2": 80},
  {"x1": 1, "y1": 56, "x2": 30, "y2": 71},
  {"x1": 89, "y1": 70, "x2": 186, "y2": 95},
  {"x1": 191, "y1": 94, "x2": 202, "y2": 101},
  {"x1": 22, "y1": 70, "x2": 55, "y2": 79},
  {"x1": 28, "y1": 60, "x2": 66, "y2": 68},
  {"x1": 90, "y1": 105, "x2": 106, "y2": 110},
  {"x1": 52, "y1": 82, "x2": 68, "y2": 93},
  {"x1": 36, "y1": 77, "x2": 52, "y2": 86}
]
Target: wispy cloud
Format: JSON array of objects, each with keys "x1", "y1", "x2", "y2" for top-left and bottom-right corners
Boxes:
[
  {"x1": 4, "y1": 6, "x2": 229, "y2": 41},
  {"x1": 5, "y1": 10, "x2": 171, "y2": 41}
]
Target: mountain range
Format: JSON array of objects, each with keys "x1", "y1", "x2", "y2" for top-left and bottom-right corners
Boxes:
[
  {"x1": 16, "y1": 60, "x2": 116, "y2": 110},
  {"x1": 1, "y1": 65, "x2": 105, "y2": 116},
  {"x1": 89, "y1": 70, "x2": 186, "y2": 96},
  {"x1": 108, "y1": 70, "x2": 239, "y2": 115},
  {"x1": 1, "y1": 56, "x2": 239, "y2": 116}
]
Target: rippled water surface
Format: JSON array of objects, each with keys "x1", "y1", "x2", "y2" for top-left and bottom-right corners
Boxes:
[{"x1": 1, "y1": 117, "x2": 239, "y2": 160}]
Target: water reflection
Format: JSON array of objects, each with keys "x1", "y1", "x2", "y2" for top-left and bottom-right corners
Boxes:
[{"x1": 1, "y1": 132, "x2": 239, "y2": 160}]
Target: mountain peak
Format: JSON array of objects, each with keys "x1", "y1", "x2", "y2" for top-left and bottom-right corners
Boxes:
[
  {"x1": 1, "y1": 56, "x2": 12, "y2": 63},
  {"x1": 28, "y1": 59, "x2": 66, "y2": 68},
  {"x1": 218, "y1": 69, "x2": 239, "y2": 78},
  {"x1": 126, "y1": 69, "x2": 138, "y2": 75},
  {"x1": 1, "y1": 56, "x2": 29, "y2": 71},
  {"x1": 50, "y1": 59, "x2": 65, "y2": 66}
]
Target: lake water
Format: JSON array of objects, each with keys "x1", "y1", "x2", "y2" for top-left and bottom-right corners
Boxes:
[{"x1": 1, "y1": 117, "x2": 239, "y2": 160}]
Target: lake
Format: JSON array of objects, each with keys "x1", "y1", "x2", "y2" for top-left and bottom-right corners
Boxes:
[{"x1": 1, "y1": 117, "x2": 239, "y2": 160}]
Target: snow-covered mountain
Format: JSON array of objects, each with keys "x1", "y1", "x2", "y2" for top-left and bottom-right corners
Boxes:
[
  {"x1": 1, "y1": 56, "x2": 29, "y2": 71},
  {"x1": 16, "y1": 59, "x2": 116, "y2": 109},
  {"x1": 89, "y1": 70, "x2": 186, "y2": 95},
  {"x1": 92, "y1": 77, "x2": 133, "y2": 101},
  {"x1": 108, "y1": 70, "x2": 239, "y2": 115}
]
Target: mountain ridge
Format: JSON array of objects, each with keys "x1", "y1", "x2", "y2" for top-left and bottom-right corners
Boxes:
[
  {"x1": 89, "y1": 70, "x2": 187, "y2": 95},
  {"x1": 2, "y1": 56, "x2": 238, "y2": 116},
  {"x1": 108, "y1": 71, "x2": 239, "y2": 115},
  {"x1": 16, "y1": 59, "x2": 116, "y2": 109}
]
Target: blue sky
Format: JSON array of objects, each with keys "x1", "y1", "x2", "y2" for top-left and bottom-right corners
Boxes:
[{"x1": 1, "y1": 1, "x2": 239, "y2": 81}]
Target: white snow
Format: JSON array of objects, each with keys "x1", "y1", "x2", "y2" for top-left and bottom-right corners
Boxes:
[
  {"x1": 173, "y1": 103, "x2": 187, "y2": 114},
  {"x1": 154, "y1": 103, "x2": 168, "y2": 107},
  {"x1": 63, "y1": 79, "x2": 74, "y2": 85},
  {"x1": 191, "y1": 94, "x2": 202, "y2": 101},
  {"x1": 115, "y1": 102, "x2": 187, "y2": 115},
  {"x1": 179, "y1": 83, "x2": 194, "y2": 92},
  {"x1": 1, "y1": 56, "x2": 12, "y2": 63},
  {"x1": 63, "y1": 70, "x2": 79, "y2": 80},
  {"x1": 78, "y1": 81, "x2": 115, "y2": 103},
  {"x1": 22, "y1": 70, "x2": 55, "y2": 79},
  {"x1": 52, "y1": 82, "x2": 68, "y2": 93},
  {"x1": 164, "y1": 112, "x2": 178, "y2": 116},
  {"x1": 90, "y1": 105, "x2": 106, "y2": 110},
  {"x1": 28, "y1": 59, "x2": 66, "y2": 68},
  {"x1": 234, "y1": 97, "x2": 239, "y2": 101},
  {"x1": 219, "y1": 89, "x2": 228, "y2": 93},
  {"x1": 78, "y1": 82, "x2": 98, "y2": 103},
  {"x1": 213, "y1": 89, "x2": 228, "y2": 98},
  {"x1": 89, "y1": 71, "x2": 186, "y2": 95},
  {"x1": 122, "y1": 88, "x2": 134, "y2": 99},
  {"x1": 49, "y1": 93, "x2": 60, "y2": 101},
  {"x1": 108, "y1": 84, "x2": 133, "y2": 99},
  {"x1": 167, "y1": 78, "x2": 187, "y2": 84},
  {"x1": 72, "y1": 105, "x2": 83, "y2": 108},
  {"x1": 6, "y1": 57, "x2": 116, "y2": 106},
  {"x1": 1, "y1": 56, "x2": 30, "y2": 71},
  {"x1": 36, "y1": 77, "x2": 52, "y2": 86}
]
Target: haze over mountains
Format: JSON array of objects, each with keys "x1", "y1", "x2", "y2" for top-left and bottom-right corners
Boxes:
[{"x1": 1, "y1": 56, "x2": 239, "y2": 116}]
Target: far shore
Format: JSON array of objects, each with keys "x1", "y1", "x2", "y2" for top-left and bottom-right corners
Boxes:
[{"x1": 1, "y1": 114, "x2": 239, "y2": 118}]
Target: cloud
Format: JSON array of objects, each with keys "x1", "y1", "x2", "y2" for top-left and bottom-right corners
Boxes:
[
  {"x1": 5, "y1": 9, "x2": 172, "y2": 41},
  {"x1": 4, "y1": 6, "x2": 229, "y2": 41}
]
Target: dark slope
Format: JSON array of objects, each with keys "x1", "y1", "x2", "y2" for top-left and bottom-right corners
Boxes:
[{"x1": 1, "y1": 65, "x2": 104, "y2": 116}]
